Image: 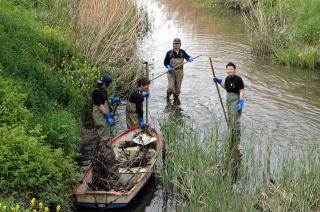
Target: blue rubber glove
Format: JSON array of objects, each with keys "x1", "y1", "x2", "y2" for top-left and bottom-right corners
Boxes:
[
  {"x1": 237, "y1": 99, "x2": 245, "y2": 112},
  {"x1": 142, "y1": 92, "x2": 149, "y2": 98},
  {"x1": 166, "y1": 64, "x2": 173, "y2": 73},
  {"x1": 111, "y1": 98, "x2": 121, "y2": 104},
  {"x1": 104, "y1": 112, "x2": 115, "y2": 126},
  {"x1": 213, "y1": 77, "x2": 222, "y2": 84},
  {"x1": 187, "y1": 56, "x2": 194, "y2": 62},
  {"x1": 139, "y1": 117, "x2": 145, "y2": 129}
]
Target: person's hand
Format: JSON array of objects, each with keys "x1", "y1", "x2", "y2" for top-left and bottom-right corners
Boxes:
[
  {"x1": 187, "y1": 56, "x2": 194, "y2": 62},
  {"x1": 111, "y1": 98, "x2": 121, "y2": 104},
  {"x1": 213, "y1": 77, "x2": 222, "y2": 84},
  {"x1": 104, "y1": 112, "x2": 115, "y2": 126},
  {"x1": 237, "y1": 99, "x2": 245, "y2": 112},
  {"x1": 166, "y1": 64, "x2": 173, "y2": 73},
  {"x1": 142, "y1": 92, "x2": 149, "y2": 98},
  {"x1": 139, "y1": 117, "x2": 145, "y2": 129}
]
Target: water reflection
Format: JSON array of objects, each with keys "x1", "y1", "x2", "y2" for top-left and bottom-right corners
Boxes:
[{"x1": 164, "y1": 99, "x2": 185, "y2": 124}]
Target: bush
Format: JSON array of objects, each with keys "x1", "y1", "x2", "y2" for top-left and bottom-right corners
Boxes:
[
  {"x1": 0, "y1": 77, "x2": 32, "y2": 126},
  {"x1": 0, "y1": 125, "x2": 79, "y2": 210},
  {"x1": 40, "y1": 110, "x2": 80, "y2": 155}
]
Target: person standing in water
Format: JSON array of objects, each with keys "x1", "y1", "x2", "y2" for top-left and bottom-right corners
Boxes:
[
  {"x1": 92, "y1": 74, "x2": 121, "y2": 142},
  {"x1": 164, "y1": 38, "x2": 193, "y2": 105},
  {"x1": 213, "y1": 62, "x2": 245, "y2": 138},
  {"x1": 214, "y1": 62, "x2": 244, "y2": 182},
  {"x1": 126, "y1": 77, "x2": 150, "y2": 129}
]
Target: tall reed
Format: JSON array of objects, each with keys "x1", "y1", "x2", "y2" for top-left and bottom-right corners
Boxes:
[
  {"x1": 242, "y1": 0, "x2": 288, "y2": 57},
  {"x1": 158, "y1": 114, "x2": 320, "y2": 211},
  {"x1": 68, "y1": 0, "x2": 146, "y2": 91}
]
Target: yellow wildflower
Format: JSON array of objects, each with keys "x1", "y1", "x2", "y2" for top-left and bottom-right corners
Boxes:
[
  {"x1": 44, "y1": 207, "x2": 49, "y2": 212},
  {"x1": 3, "y1": 206, "x2": 7, "y2": 210},
  {"x1": 30, "y1": 198, "x2": 36, "y2": 206},
  {"x1": 39, "y1": 202, "x2": 43, "y2": 208},
  {"x1": 15, "y1": 205, "x2": 20, "y2": 210},
  {"x1": 11, "y1": 207, "x2": 15, "y2": 211},
  {"x1": 33, "y1": 209, "x2": 37, "y2": 212},
  {"x1": 56, "y1": 205, "x2": 61, "y2": 212}
]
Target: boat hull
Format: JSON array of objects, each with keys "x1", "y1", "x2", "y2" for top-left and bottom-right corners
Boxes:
[{"x1": 73, "y1": 125, "x2": 162, "y2": 209}]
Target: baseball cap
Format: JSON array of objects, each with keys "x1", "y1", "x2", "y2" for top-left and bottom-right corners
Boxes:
[
  {"x1": 173, "y1": 38, "x2": 181, "y2": 44},
  {"x1": 97, "y1": 74, "x2": 112, "y2": 84}
]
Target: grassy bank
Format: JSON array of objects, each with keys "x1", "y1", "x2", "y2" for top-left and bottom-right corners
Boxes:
[
  {"x1": 159, "y1": 116, "x2": 320, "y2": 211},
  {"x1": 198, "y1": 0, "x2": 320, "y2": 69},
  {"x1": 0, "y1": 0, "x2": 145, "y2": 210}
]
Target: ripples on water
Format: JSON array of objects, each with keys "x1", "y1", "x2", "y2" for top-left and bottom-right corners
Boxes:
[{"x1": 138, "y1": 0, "x2": 320, "y2": 148}]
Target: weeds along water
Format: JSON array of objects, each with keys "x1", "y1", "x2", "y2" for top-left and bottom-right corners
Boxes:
[
  {"x1": 198, "y1": 0, "x2": 320, "y2": 69},
  {"x1": 157, "y1": 112, "x2": 320, "y2": 211}
]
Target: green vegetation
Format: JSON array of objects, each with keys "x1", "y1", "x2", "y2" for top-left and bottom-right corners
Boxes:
[
  {"x1": 198, "y1": 0, "x2": 320, "y2": 69},
  {"x1": 0, "y1": 0, "x2": 144, "y2": 210},
  {"x1": 159, "y1": 116, "x2": 320, "y2": 211}
]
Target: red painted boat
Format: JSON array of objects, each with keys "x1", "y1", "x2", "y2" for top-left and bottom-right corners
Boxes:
[{"x1": 73, "y1": 124, "x2": 163, "y2": 209}]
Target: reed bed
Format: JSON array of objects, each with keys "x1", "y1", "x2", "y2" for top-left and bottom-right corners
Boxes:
[
  {"x1": 158, "y1": 115, "x2": 320, "y2": 211},
  {"x1": 198, "y1": 0, "x2": 320, "y2": 69},
  {"x1": 68, "y1": 0, "x2": 147, "y2": 92}
]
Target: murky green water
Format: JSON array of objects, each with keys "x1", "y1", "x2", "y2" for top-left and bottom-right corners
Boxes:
[{"x1": 78, "y1": 0, "x2": 320, "y2": 211}]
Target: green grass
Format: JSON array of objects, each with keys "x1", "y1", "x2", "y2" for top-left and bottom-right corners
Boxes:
[{"x1": 158, "y1": 115, "x2": 320, "y2": 211}]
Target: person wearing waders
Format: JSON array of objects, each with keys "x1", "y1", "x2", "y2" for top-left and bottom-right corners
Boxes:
[
  {"x1": 213, "y1": 62, "x2": 245, "y2": 141},
  {"x1": 126, "y1": 77, "x2": 150, "y2": 129},
  {"x1": 92, "y1": 74, "x2": 121, "y2": 142},
  {"x1": 164, "y1": 38, "x2": 194, "y2": 105}
]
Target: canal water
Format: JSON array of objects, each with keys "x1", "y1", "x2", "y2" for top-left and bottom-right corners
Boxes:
[{"x1": 78, "y1": 0, "x2": 320, "y2": 211}]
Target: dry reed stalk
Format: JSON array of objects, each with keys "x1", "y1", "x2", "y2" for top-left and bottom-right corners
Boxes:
[{"x1": 69, "y1": 0, "x2": 144, "y2": 68}]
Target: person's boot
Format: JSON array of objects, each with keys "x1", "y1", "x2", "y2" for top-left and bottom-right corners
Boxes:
[{"x1": 173, "y1": 95, "x2": 180, "y2": 105}]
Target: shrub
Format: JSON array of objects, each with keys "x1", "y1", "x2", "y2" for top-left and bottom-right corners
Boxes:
[
  {"x1": 40, "y1": 110, "x2": 80, "y2": 155},
  {"x1": 0, "y1": 125, "x2": 79, "y2": 210},
  {"x1": 0, "y1": 77, "x2": 32, "y2": 126}
]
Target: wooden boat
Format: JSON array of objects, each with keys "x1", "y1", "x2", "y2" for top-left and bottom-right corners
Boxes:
[{"x1": 73, "y1": 124, "x2": 163, "y2": 209}]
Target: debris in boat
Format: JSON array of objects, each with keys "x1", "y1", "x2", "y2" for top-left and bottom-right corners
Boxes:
[
  {"x1": 133, "y1": 132, "x2": 157, "y2": 145},
  {"x1": 88, "y1": 143, "x2": 153, "y2": 192}
]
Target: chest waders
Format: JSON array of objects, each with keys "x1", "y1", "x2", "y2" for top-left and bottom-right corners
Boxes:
[
  {"x1": 125, "y1": 89, "x2": 140, "y2": 129},
  {"x1": 225, "y1": 92, "x2": 243, "y2": 181},
  {"x1": 92, "y1": 100, "x2": 111, "y2": 142},
  {"x1": 226, "y1": 92, "x2": 242, "y2": 143},
  {"x1": 167, "y1": 51, "x2": 184, "y2": 97}
]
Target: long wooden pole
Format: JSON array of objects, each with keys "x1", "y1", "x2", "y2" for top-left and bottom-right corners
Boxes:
[
  {"x1": 150, "y1": 55, "x2": 202, "y2": 82},
  {"x1": 144, "y1": 61, "x2": 149, "y2": 124},
  {"x1": 209, "y1": 57, "x2": 228, "y2": 124}
]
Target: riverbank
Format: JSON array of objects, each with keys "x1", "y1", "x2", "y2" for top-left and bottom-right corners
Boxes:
[
  {"x1": 159, "y1": 115, "x2": 320, "y2": 211},
  {"x1": 198, "y1": 0, "x2": 320, "y2": 69},
  {"x1": 0, "y1": 0, "x2": 145, "y2": 211}
]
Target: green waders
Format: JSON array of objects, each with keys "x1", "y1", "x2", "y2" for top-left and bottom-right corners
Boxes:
[
  {"x1": 226, "y1": 92, "x2": 243, "y2": 182},
  {"x1": 226, "y1": 92, "x2": 242, "y2": 142},
  {"x1": 126, "y1": 100, "x2": 139, "y2": 129},
  {"x1": 167, "y1": 56, "x2": 184, "y2": 97},
  {"x1": 92, "y1": 101, "x2": 111, "y2": 142}
]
